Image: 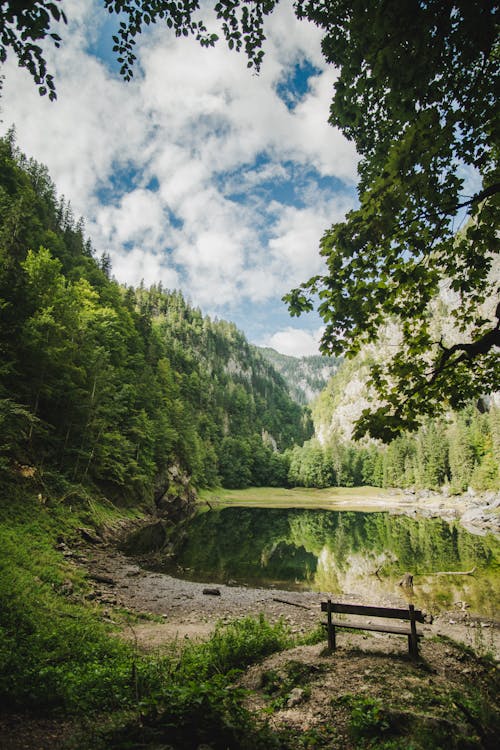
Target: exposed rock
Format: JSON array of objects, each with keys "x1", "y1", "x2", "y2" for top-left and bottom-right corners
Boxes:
[
  {"x1": 286, "y1": 687, "x2": 306, "y2": 707},
  {"x1": 203, "y1": 588, "x2": 221, "y2": 596},
  {"x1": 88, "y1": 573, "x2": 116, "y2": 586},
  {"x1": 77, "y1": 527, "x2": 102, "y2": 545},
  {"x1": 154, "y1": 465, "x2": 197, "y2": 523}
]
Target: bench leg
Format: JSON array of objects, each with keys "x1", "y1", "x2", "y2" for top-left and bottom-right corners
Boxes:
[
  {"x1": 408, "y1": 604, "x2": 419, "y2": 659},
  {"x1": 328, "y1": 623, "x2": 336, "y2": 651},
  {"x1": 326, "y1": 599, "x2": 336, "y2": 651},
  {"x1": 407, "y1": 633, "x2": 419, "y2": 658}
]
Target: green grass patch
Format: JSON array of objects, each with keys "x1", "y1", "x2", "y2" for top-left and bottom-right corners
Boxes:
[
  {"x1": 0, "y1": 490, "x2": 149, "y2": 712},
  {"x1": 199, "y1": 485, "x2": 395, "y2": 510},
  {"x1": 85, "y1": 616, "x2": 294, "y2": 749},
  {"x1": 0, "y1": 480, "x2": 296, "y2": 745}
]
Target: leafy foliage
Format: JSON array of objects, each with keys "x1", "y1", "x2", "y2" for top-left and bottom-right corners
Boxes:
[
  {"x1": 3, "y1": 1, "x2": 498, "y2": 439},
  {"x1": 285, "y1": 0, "x2": 500, "y2": 438},
  {"x1": 0, "y1": 0, "x2": 278, "y2": 97},
  {"x1": 0, "y1": 1, "x2": 66, "y2": 100},
  {"x1": 0, "y1": 134, "x2": 310, "y2": 497}
]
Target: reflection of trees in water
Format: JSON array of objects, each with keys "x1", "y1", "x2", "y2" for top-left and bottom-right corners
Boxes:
[{"x1": 169, "y1": 508, "x2": 499, "y2": 613}]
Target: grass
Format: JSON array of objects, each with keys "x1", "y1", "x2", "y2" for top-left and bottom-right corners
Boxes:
[
  {"x1": 0, "y1": 478, "x2": 298, "y2": 748},
  {"x1": 84, "y1": 616, "x2": 295, "y2": 749},
  {"x1": 2, "y1": 477, "x2": 499, "y2": 749},
  {"x1": 198, "y1": 485, "x2": 397, "y2": 511}
]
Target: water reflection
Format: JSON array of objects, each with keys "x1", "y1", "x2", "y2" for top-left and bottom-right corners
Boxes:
[{"x1": 164, "y1": 508, "x2": 499, "y2": 618}]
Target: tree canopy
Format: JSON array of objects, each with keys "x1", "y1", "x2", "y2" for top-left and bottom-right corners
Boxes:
[
  {"x1": 285, "y1": 0, "x2": 500, "y2": 441},
  {"x1": 1, "y1": 0, "x2": 498, "y2": 441}
]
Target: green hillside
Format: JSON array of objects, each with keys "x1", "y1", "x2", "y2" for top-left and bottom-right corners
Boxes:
[{"x1": 0, "y1": 134, "x2": 311, "y2": 500}]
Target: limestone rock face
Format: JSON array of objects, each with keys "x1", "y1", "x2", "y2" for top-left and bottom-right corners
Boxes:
[{"x1": 154, "y1": 464, "x2": 197, "y2": 523}]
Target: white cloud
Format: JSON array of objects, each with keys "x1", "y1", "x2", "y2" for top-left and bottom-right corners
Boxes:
[
  {"x1": 96, "y1": 189, "x2": 167, "y2": 247},
  {"x1": 264, "y1": 327, "x2": 325, "y2": 357},
  {"x1": 267, "y1": 192, "x2": 354, "y2": 287},
  {"x1": 0, "y1": 0, "x2": 359, "y2": 339},
  {"x1": 110, "y1": 246, "x2": 180, "y2": 290}
]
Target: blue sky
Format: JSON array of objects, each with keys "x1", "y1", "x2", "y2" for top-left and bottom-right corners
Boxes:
[{"x1": 0, "y1": 0, "x2": 359, "y2": 356}]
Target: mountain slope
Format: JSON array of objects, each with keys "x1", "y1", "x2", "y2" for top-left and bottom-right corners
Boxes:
[
  {"x1": 0, "y1": 134, "x2": 310, "y2": 497},
  {"x1": 257, "y1": 347, "x2": 340, "y2": 404}
]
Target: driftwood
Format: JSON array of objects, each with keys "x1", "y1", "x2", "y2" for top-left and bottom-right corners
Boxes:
[
  {"x1": 435, "y1": 567, "x2": 477, "y2": 576},
  {"x1": 203, "y1": 587, "x2": 221, "y2": 596},
  {"x1": 272, "y1": 597, "x2": 311, "y2": 610}
]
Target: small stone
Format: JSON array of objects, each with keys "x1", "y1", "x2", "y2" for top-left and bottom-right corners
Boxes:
[{"x1": 287, "y1": 687, "x2": 306, "y2": 707}]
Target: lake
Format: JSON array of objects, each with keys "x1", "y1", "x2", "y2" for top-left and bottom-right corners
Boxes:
[{"x1": 163, "y1": 507, "x2": 499, "y2": 619}]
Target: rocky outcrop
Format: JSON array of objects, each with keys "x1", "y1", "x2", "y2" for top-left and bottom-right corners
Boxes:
[{"x1": 154, "y1": 464, "x2": 197, "y2": 523}]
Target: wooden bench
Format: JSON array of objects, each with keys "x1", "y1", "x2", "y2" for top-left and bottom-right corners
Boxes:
[{"x1": 321, "y1": 600, "x2": 425, "y2": 658}]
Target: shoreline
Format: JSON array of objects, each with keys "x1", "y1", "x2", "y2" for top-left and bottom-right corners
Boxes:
[
  {"x1": 76, "y1": 539, "x2": 500, "y2": 660},
  {"x1": 201, "y1": 486, "x2": 500, "y2": 537}
]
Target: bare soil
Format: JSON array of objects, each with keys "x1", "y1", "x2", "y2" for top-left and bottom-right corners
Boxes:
[
  {"x1": 77, "y1": 541, "x2": 499, "y2": 660},
  {"x1": 238, "y1": 637, "x2": 499, "y2": 748},
  {"x1": 1, "y1": 535, "x2": 498, "y2": 750}
]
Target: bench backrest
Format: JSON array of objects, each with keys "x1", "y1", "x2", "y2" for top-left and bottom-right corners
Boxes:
[{"x1": 321, "y1": 601, "x2": 425, "y2": 622}]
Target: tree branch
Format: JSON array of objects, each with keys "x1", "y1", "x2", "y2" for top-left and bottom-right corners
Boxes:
[
  {"x1": 429, "y1": 320, "x2": 500, "y2": 387},
  {"x1": 455, "y1": 182, "x2": 500, "y2": 210}
]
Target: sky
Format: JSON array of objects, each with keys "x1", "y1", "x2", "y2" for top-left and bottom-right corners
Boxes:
[{"x1": 0, "y1": 0, "x2": 359, "y2": 357}]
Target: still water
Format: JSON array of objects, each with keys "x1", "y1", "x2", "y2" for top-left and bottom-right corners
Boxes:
[{"x1": 165, "y1": 508, "x2": 499, "y2": 618}]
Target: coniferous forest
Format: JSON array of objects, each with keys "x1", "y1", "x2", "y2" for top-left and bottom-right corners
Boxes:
[
  {"x1": 1, "y1": 131, "x2": 498, "y2": 504},
  {"x1": 0, "y1": 133, "x2": 311, "y2": 501}
]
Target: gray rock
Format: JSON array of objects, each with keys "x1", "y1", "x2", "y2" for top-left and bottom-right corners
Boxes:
[{"x1": 287, "y1": 687, "x2": 306, "y2": 707}]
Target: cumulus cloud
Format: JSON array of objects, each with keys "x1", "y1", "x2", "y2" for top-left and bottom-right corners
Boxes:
[
  {"x1": 0, "y1": 0, "x2": 358, "y2": 343},
  {"x1": 110, "y1": 246, "x2": 180, "y2": 290},
  {"x1": 267, "y1": 192, "x2": 355, "y2": 288},
  {"x1": 264, "y1": 327, "x2": 325, "y2": 358}
]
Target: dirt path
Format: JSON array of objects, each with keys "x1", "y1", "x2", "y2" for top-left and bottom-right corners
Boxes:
[{"x1": 76, "y1": 542, "x2": 500, "y2": 659}]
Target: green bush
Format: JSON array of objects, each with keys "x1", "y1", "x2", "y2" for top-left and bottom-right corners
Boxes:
[{"x1": 179, "y1": 613, "x2": 293, "y2": 679}]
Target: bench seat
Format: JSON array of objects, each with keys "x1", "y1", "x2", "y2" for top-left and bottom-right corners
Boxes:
[
  {"x1": 326, "y1": 620, "x2": 424, "y2": 637},
  {"x1": 321, "y1": 600, "x2": 425, "y2": 657}
]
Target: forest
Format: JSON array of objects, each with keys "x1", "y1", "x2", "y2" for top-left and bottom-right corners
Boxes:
[
  {"x1": 289, "y1": 399, "x2": 500, "y2": 493},
  {"x1": 1, "y1": 130, "x2": 498, "y2": 503},
  {"x1": 0, "y1": 132, "x2": 312, "y2": 500}
]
